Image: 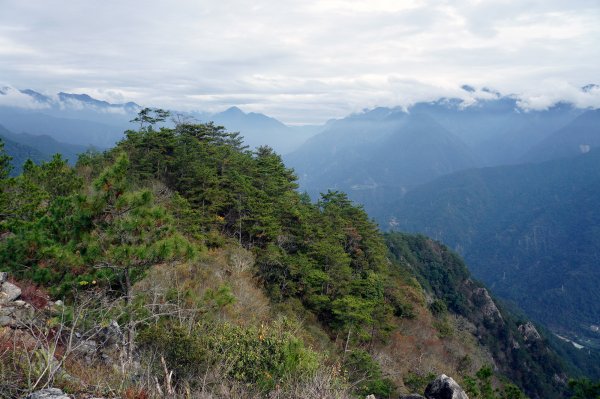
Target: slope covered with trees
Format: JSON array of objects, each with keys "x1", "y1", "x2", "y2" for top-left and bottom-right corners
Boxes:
[
  {"x1": 381, "y1": 150, "x2": 600, "y2": 359},
  {"x1": 0, "y1": 111, "x2": 583, "y2": 398},
  {"x1": 285, "y1": 110, "x2": 478, "y2": 213}
]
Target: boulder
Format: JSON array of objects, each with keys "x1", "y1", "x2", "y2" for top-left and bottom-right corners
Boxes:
[
  {"x1": 0, "y1": 281, "x2": 22, "y2": 304},
  {"x1": 23, "y1": 388, "x2": 70, "y2": 399},
  {"x1": 0, "y1": 306, "x2": 15, "y2": 316},
  {"x1": 0, "y1": 315, "x2": 14, "y2": 327},
  {"x1": 74, "y1": 339, "x2": 98, "y2": 364},
  {"x1": 424, "y1": 374, "x2": 469, "y2": 399},
  {"x1": 0, "y1": 271, "x2": 7, "y2": 283},
  {"x1": 0, "y1": 301, "x2": 34, "y2": 327}
]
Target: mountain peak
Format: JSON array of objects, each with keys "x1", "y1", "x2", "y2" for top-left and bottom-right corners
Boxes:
[
  {"x1": 222, "y1": 106, "x2": 245, "y2": 115},
  {"x1": 20, "y1": 89, "x2": 52, "y2": 103},
  {"x1": 582, "y1": 83, "x2": 599, "y2": 93},
  {"x1": 57, "y1": 92, "x2": 140, "y2": 110}
]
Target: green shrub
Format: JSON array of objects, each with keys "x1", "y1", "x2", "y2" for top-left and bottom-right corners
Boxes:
[
  {"x1": 206, "y1": 320, "x2": 319, "y2": 390},
  {"x1": 137, "y1": 323, "x2": 206, "y2": 381},
  {"x1": 138, "y1": 318, "x2": 319, "y2": 392},
  {"x1": 404, "y1": 371, "x2": 436, "y2": 394},
  {"x1": 344, "y1": 349, "x2": 396, "y2": 398}
]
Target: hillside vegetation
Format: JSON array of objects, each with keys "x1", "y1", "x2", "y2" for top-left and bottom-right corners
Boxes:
[
  {"x1": 0, "y1": 110, "x2": 579, "y2": 398},
  {"x1": 381, "y1": 150, "x2": 600, "y2": 354}
]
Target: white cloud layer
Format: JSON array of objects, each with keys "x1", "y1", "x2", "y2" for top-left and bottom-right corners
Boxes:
[
  {"x1": 0, "y1": 86, "x2": 50, "y2": 109},
  {"x1": 0, "y1": 0, "x2": 599, "y2": 123}
]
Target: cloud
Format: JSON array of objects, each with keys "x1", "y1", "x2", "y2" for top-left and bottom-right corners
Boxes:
[
  {"x1": 517, "y1": 81, "x2": 600, "y2": 110},
  {"x1": 0, "y1": 0, "x2": 598, "y2": 123},
  {"x1": 0, "y1": 85, "x2": 51, "y2": 109}
]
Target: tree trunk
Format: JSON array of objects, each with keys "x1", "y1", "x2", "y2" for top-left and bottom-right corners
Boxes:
[
  {"x1": 124, "y1": 266, "x2": 135, "y2": 367},
  {"x1": 344, "y1": 326, "x2": 352, "y2": 356}
]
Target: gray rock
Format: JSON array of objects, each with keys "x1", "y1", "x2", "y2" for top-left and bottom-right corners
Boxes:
[
  {"x1": 0, "y1": 306, "x2": 15, "y2": 317},
  {"x1": 0, "y1": 315, "x2": 14, "y2": 327},
  {"x1": 74, "y1": 339, "x2": 98, "y2": 364},
  {"x1": 518, "y1": 322, "x2": 541, "y2": 342},
  {"x1": 472, "y1": 287, "x2": 503, "y2": 324},
  {"x1": 23, "y1": 388, "x2": 70, "y2": 399},
  {"x1": 0, "y1": 281, "x2": 22, "y2": 304},
  {"x1": 424, "y1": 374, "x2": 469, "y2": 399},
  {"x1": 12, "y1": 304, "x2": 35, "y2": 323},
  {"x1": 99, "y1": 320, "x2": 122, "y2": 346},
  {"x1": 0, "y1": 272, "x2": 7, "y2": 283}
]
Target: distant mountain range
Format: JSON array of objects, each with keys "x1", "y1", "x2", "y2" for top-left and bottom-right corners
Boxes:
[
  {"x1": 285, "y1": 109, "x2": 479, "y2": 210},
  {"x1": 285, "y1": 86, "x2": 598, "y2": 213},
  {"x1": 0, "y1": 86, "x2": 325, "y2": 155},
  {"x1": 524, "y1": 109, "x2": 600, "y2": 163},
  {"x1": 0, "y1": 125, "x2": 47, "y2": 174},
  {"x1": 193, "y1": 106, "x2": 323, "y2": 154},
  {"x1": 0, "y1": 123, "x2": 88, "y2": 174},
  {"x1": 2, "y1": 84, "x2": 599, "y2": 195}
]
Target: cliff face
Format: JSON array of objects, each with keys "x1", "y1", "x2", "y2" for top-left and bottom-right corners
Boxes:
[{"x1": 385, "y1": 233, "x2": 569, "y2": 399}]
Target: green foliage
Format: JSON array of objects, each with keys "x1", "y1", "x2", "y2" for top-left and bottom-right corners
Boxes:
[
  {"x1": 130, "y1": 107, "x2": 171, "y2": 130},
  {"x1": 23, "y1": 154, "x2": 83, "y2": 199},
  {"x1": 0, "y1": 138, "x2": 11, "y2": 179},
  {"x1": 404, "y1": 371, "x2": 436, "y2": 394},
  {"x1": 429, "y1": 299, "x2": 447, "y2": 316},
  {"x1": 475, "y1": 366, "x2": 495, "y2": 399},
  {"x1": 138, "y1": 319, "x2": 319, "y2": 392},
  {"x1": 386, "y1": 232, "x2": 469, "y2": 315},
  {"x1": 569, "y1": 379, "x2": 600, "y2": 399},
  {"x1": 138, "y1": 323, "x2": 205, "y2": 381},
  {"x1": 464, "y1": 366, "x2": 527, "y2": 399},
  {"x1": 0, "y1": 139, "x2": 12, "y2": 221},
  {"x1": 208, "y1": 321, "x2": 319, "y2": 390},
  {"x1": 344, "y1": 349, "x2": 396, "y2": 397},
  {"x1": 0, "y1": 152, "x2": 195, "y2": 296}
]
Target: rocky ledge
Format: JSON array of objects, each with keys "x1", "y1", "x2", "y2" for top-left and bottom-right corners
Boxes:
[{"x1": 0, "y1": 271, "x2": 35, "y2": 327}]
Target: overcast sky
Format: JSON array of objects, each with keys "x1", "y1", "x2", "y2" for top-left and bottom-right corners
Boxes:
[{"x1": 1, "y1": 0, "x2": 599, "y2": 124}]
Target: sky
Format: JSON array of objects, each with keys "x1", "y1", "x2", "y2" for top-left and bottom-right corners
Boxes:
[{"x1": 1, "y1": 0, "x2": 599, "y2": 124}]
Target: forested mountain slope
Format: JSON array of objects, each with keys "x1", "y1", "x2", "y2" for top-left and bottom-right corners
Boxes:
[
  {"x1": 0, "y1": 113, "x2": 584, "y2": 398},
  {"x1": 381, "y1": 149, "x2": 600, "y2": 353},
  {"x1": 0, "y1": 125, "x2": 47, "y2": 174},
  {"x1": 286, "y1": 110, "x2": 478, "y2": 213},
  {"x1": 0, "y1": 123, "x2": 88, "y2": 168},
  {"x1": 524, "y1": 109, "x2": 600, "y2": 163}
]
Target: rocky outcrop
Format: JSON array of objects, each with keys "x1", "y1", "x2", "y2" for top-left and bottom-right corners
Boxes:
[
  {"x1": 518, "y1": 322, "x2": 541, "y2": 342},
  {"x1": 424, "y1": 374, "x2": 469, "y2": 399},
  {"x1": 1, "y1": 272, "x2": 22, "y2": 305},
  {"x1": 23, "y1": 388, "x2": 70, "y2": 399},
  {"x1": 472, "y1": 287, "x2": 503, "y2": 323},
  {"x1": 0, "y1": 275, "x2": 34, "y2": 327},
  {"x1": 0, "y1": 301, "x2": 34, "y2": 327}
]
